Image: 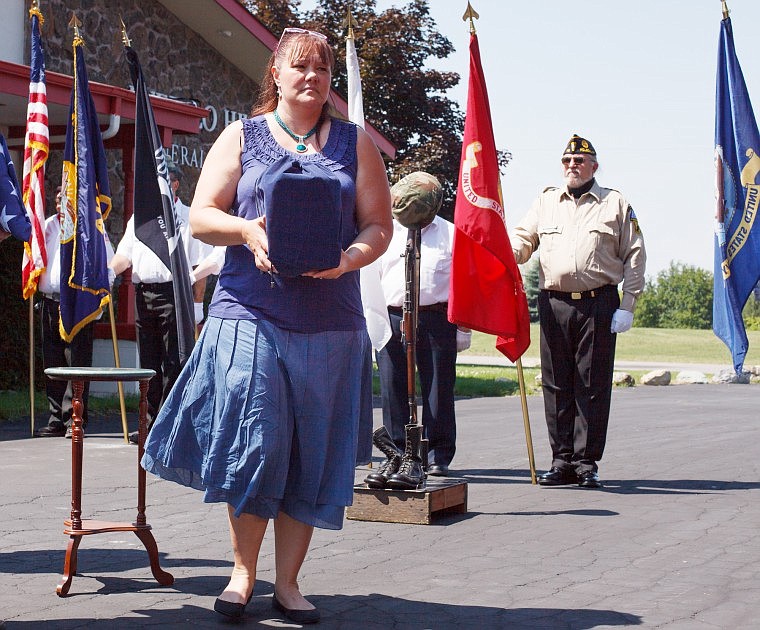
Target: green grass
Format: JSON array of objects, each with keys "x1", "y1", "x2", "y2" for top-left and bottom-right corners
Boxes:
[
  {"x1": 0, "y1": 391, "x2": 141, "y2": 422},
  {"x1": 462, "y1": 324, "x2": 760, "y2": 366},
  {"x1": 2, "y1": 326, "x2": 756, "y2": 422}
]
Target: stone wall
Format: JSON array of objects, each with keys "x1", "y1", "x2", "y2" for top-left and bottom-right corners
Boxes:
[{"x1": 30, "y1": 0, "x2": 261, "y2": 243}]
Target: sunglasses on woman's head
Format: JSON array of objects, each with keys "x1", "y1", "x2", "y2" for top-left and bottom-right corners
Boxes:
[{"x1": 277, "y1": 27, "x2": 328, "y2": 52}]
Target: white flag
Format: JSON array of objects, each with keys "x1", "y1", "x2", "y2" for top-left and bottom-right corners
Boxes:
[
  {"x1": 348, "y1": 31, "x2": 391, "y2": 350},
  {"x1": 346, "y1": 34, "x2": 365, "y2": 129}
]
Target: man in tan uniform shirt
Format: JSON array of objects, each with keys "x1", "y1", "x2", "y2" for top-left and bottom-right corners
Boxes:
[{"x1": 511, "y1": 134, "x2": 646, "y2": 488}]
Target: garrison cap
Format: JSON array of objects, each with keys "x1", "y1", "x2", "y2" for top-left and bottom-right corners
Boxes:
[
  {"x1": 390, "y1": 171, "x2": 443, "y2": 229},
  {"x1": 563, "y1": 134, "x2": 596, "y2": 157}
]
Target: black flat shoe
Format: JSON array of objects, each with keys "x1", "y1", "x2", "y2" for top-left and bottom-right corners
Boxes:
[
  {"x1": 214, "y1": 597, "x2": 245, "y2": 620},
  {"x1": 577, "y1": 470, "x2": 602, "y2": 488},
  {"x1": 537, "y1": 466, "x2": 578, "y2": 486},
  {"x1": 273, "y1": 593, "x2": 320, "y2": 624},
  {"x1": 213, "y1": 592, "x2": 252, "y2": 620}
]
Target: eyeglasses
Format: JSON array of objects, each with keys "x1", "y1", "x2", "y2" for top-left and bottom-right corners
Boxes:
[
  {"x1": 561, "y1": 156, "x2": 588, "y2": 165},
  {"x1": 277, "y1": 27, "x2": 328, "y2": 52}
]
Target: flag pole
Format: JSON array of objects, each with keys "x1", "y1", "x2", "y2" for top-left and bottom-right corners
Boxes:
[
  {"x1": 107, "y1": 300, "x2": 129, "y2": 442},
  {"x1": 516, "y1": 358, "x2": 536, "y2": 483},
  {"x1": 29, "y1": 299, "x2": 35, "y2": 435},
  {"x1": 462, "y1": 2, "x2": 537, "y2": 483},
  {"x1": 721, "y1": 1, "x2": 729, "y2": 19}
]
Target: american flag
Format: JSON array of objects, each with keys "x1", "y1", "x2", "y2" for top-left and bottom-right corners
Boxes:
[{"x1": 21, "y1": 6, "x2": 49, "y2": 300}]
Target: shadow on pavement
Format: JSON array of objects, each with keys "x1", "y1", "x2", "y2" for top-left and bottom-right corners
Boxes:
[{"x1": 3, "y1": 594, "x2": 644, "y2": 629}]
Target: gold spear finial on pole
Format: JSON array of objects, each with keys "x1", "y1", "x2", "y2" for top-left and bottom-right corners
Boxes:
[
  {"x1": 120, "y1": 16, "x2": 131, "y2": 47},
  {"x1": 462, "y1": 2, "x2": 479, "y2": 34},
  {"x1": 342, "y1": 4, "x2": 359, "y2": 40},
  {"x1": 68, "y1": 12, "x2": 83, "y2": 46},
  {"x1": 721, "y1": 0, "x2": 730, "y2": 20},
  {"x1": 29, "y1": 0, "x2": 44, "y2": 24}
]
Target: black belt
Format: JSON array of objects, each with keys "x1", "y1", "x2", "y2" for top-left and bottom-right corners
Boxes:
[
  {"x1": 543, "y1": 285, "x2": 616, "y2": 300},
  {"x1": 135, "y1": 281, "x2": 173, "y2": 291},
  {"x1": 388, "y1": 302, "x2": 448, "y2": 314},
  {"x1": 41, "y1": 292, "x2": 60, "y2": 301}
]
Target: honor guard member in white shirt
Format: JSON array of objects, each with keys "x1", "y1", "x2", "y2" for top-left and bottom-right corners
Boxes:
[
  {"x1": 110, "y1": 206, "x2": 199, "y2": 444},
  {"x1": 34, "y1": 187, "x2": 115, "y2": 438},
  {"x1": 377, "y1": 172, "x2": 471, "y2": 477},
  {"x1": 511, "y1": 134, "x2": 646, "y2": 488},
  {"x1": 168, "y1": 162, "x2": 213, "y2": 323}
]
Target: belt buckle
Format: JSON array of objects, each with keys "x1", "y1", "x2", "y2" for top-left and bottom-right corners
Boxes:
[{"x1": 571, "y1": 292, "x2": 582, "y2": 300}]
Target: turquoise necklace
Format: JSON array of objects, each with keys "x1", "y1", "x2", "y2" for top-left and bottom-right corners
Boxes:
[{"x1": 273, "y1": 110, "x2": 319, "y2": 153}]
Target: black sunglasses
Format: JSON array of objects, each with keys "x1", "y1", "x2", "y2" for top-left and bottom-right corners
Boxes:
[{"x1": 561, "y1": 156, "x2": 587, "y2": 165}]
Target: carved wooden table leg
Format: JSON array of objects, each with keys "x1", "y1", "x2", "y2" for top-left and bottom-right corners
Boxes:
[
  {"x1": 134, "y1": 379, "x2": 174, "y2": 586},
  {"x1": 56, "y1": 535, "x2": 82, "y2": 596},
  {"x1": 134, "y1": 529, "x2": 174, "y2": 586},
  {"x1": 57, "y1": 380, "x2": 86, "y2": 597}
]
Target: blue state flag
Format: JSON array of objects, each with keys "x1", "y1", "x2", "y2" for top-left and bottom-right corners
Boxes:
[
  {"x1": 0, "y1": 132, "x2": 31, "y2": 242},
  {"x1": 59, "y1": 33, "x2": 112, "y2": 342},
  {"x1": 713, "y1": 16, "x2": 760, "y2": 374}
]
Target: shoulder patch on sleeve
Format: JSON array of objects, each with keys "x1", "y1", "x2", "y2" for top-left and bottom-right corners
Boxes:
[{"x1": 627, "y1": 204, "x2": 641, "y2": 233}]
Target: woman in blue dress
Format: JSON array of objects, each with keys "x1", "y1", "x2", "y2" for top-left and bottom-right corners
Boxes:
[{"x1": 141, "y1": 27, "x2": 392, "y2": 623}]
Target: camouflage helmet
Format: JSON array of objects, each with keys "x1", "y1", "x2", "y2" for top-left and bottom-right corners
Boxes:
[{"x1": 391, "y1": 171, "x2": 443, "y2": 229}]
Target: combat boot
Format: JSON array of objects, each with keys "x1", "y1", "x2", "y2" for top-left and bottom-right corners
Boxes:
[
  {"x1": 386, "y1": 424, "x2": 425, "y2": 490},
  {"x1": 364, "y1": 426, "x2": 403, "y2": 488}
]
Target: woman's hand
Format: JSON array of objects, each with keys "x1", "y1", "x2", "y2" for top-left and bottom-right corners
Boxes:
[
  {"x1": 301, "y1": 249, "x2": 352, "y2": 280},
  {"x1": 242, "y1": 216, "x2": 274, "y2": 273}
]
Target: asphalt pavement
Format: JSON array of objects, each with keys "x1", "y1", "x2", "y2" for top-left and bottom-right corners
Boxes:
[{"x1": 1, "y1": 383, "x2": 759, "y2": 629}]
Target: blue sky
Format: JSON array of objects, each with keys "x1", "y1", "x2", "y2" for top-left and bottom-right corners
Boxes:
[{"x1": 310, "y1": 0, "x2": 760, "y2": 277}]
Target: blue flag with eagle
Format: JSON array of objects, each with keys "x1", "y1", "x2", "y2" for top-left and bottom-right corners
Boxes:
[
  {"x1": 59, "y1": 32, "x2": 111, "y2": 342},
  {"x1": 714, "y1": 15, "x2": 760, "y2": 374}
]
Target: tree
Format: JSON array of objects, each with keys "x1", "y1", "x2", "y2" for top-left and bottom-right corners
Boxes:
[
  {"x1": 634, "y1": 262, "x2": 713, "y2": 329},
  {"x1": 242, "y1": 0, "x2": 468, "y2": 219},
  {"x1": 521, "y1": 258, "x2": 540, "y2": 323}
]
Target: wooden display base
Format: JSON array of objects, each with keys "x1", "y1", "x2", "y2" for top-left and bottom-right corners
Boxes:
[{"x1": 347, "y1": 477, "x2": 468, "y2": 525}]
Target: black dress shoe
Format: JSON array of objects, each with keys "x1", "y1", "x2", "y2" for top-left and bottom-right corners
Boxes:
[
  {"x1": 427, "y1": 464, "x2": 449, "y2": 477},
  {"x1": 128, "y1": 431, "x2": 139, "y2": 445},
  {"x1": 577, "y1": 470, "x2": 602, "y2": 488},
  {"x1": 272, "y1": 593, "x2": 320, "y2": 624},
  {"x1": 34, "y1": 425, "x2": 66, "y2": 438},
  {"x1": 537, "y1": 466, "x2": 578, "y2": 486}
]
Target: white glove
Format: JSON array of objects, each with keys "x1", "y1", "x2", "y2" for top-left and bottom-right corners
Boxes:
[
  {"x1": 611, "y1": 309, "x2": 634, "y2": 334},
  {"x1": 193, "y1": 302, "x2": 205, "y2": 325},
  {"x1": 189, "y1": 269, "x2": 197, "y2": 285},
  {"x1": 456, "y1": 329, "x2": 472, "y2": 352},
  {"x1": 107, "y1": 267, "x2": 116, "y2": 289}
]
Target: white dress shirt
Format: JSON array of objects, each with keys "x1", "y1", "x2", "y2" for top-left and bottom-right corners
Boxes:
[
  {"x1": 38, "y1": 215, "x2": 114, "y2": 295},
  {"x1": 378, "y1": 215, "x2": 455, "y2": 308}
]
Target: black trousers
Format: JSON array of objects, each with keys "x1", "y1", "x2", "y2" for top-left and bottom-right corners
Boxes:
[
  {"x1": 134, "y1": 283, "x2": 181, "y2": 424},
  {"x1": 40, "y1": 296, "x2": 94, "y2": 428},
  {"x1": 538, "y1": 286, "x2": 620, "y2": 473},
  {"x1": 376, "y1": 307, "x2": 457, "y2": 467}
]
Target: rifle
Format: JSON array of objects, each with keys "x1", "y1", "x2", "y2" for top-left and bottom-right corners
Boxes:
[{"x1": 400, "y1": 227, "x2": 428, "y2": 468}]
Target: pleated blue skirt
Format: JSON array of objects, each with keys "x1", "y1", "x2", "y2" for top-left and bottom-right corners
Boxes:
[{"x1": 141, "y1": 316, "x2": 373, "y2": 530}]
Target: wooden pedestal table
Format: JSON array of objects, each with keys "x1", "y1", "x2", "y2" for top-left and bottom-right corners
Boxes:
[{"x1": 44, "y1": 366, "x2": 174, "y2": 597}]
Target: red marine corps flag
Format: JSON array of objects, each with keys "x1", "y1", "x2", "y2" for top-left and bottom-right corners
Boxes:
[{"x1": 447, "y1": 28, "x2": 530, "y2": 361}]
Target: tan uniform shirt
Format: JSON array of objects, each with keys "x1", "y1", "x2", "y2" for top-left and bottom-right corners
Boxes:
[{"x1": 511, "y1": 180, "x2": 646, "y2": 311}]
